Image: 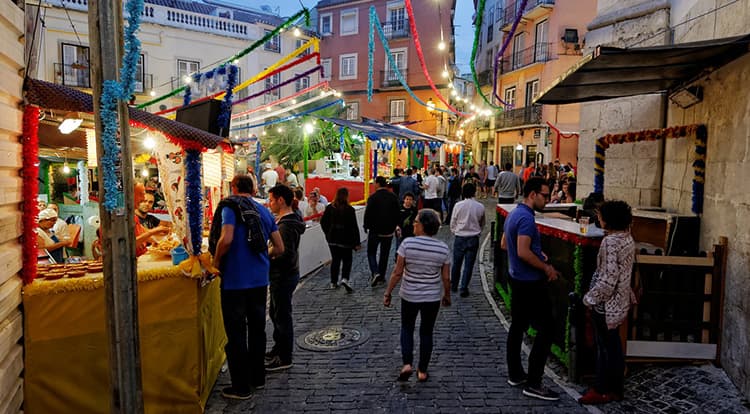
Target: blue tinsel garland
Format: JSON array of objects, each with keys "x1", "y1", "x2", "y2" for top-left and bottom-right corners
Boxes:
[
  {"x1": 217, "y1": 65, "x2": 238, "y2": 134},
  {"x1": 185, "y1": 150, "x2": 203, "y2": 255},
  {"x1": 99, "y1": 0, "x2": 144, "y2": 211}
]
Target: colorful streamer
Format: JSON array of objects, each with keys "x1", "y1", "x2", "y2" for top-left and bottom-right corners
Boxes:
[
  {"x1": 22, "y1": 105, "x2": 40, "y2": 284},
  {"x1": 232, "y1": 81, "x2": 328, "y2": 119},
  {"x1": 232, "y1": 65, "x2": 322, "y2": 107},
  {"x1": 470, "y1": 0, "x2": 505, "y2": 110},
  {"x1": 492, "y1": 0, "x2": 528, "y2": 105},
  {"x1": 185, "y1": 149, "x2": 203, "y2": 256},
  {"x1": 233, "y1": 91, "x2": 332, "y2": 127},
  {"x1": 229, "y1": 99, "x2": 344, "y2": 131}
]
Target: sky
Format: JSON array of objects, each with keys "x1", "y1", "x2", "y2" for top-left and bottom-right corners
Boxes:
[{"x1": 266, "y1": 0, "x2": 476, "y2": 74}]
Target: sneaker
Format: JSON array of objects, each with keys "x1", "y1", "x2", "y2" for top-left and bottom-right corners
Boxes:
[
  {"x1": 264, "y1": 349, "x2": 278, "y2": 363},
  {"x1": 265, "y1": 356, "x2": 293, "y2": 372},
  {"x1": 578, "y1": 388, "x2": 611, "y2": 405},
  {"x1": 460, "y1": 289, "x2": 470, "y2": 298},
  {"x1": 221, "y1": 386, "x2": 251, "y2": 400},
  {"x1": 507, "y1": 373, "x2": 527, "y2": 387},
  {"x1": 329, "y1": 283, "x2": 339, "y2": 290},
  {"x1": 370, "y1": 273, "x2": 380, "y2": 287},
  {"x1": 523, "y1": 385, "x2": 560, "y2": 401},
  {"x1": 341, "y1": 279, "x2": 354, "y2": 293},
  {"x1": 375, "y1": 274, "x2": 386, "y2": 286}
]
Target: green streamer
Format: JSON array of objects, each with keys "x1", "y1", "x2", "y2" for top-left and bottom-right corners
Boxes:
[
  {"x1": 469, "y1": 0, "x2": 502, "y2": 110},
  {"x1": 137, "y1": 8, "x2": 310, "y2": 109}
]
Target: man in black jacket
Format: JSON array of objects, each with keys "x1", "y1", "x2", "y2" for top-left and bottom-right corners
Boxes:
[
  {"x1": 266, "y1": 184, "x2": 306, "y2": 371},
  {"x1": 364, "y1": 176, "x2": 400, "y2": 286}
]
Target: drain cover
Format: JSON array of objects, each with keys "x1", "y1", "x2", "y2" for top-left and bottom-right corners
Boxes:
[{"x1": 297, "y1": 326, "x2": 370, "y2": 352}]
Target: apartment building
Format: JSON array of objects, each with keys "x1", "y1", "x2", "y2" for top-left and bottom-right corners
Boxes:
[
  {"x1": 316, "y1": 0, "x2": 457, "y2": 167},
  {"x1": 33, "y1": 0, "x2": 320, "y2": 120},
  {"x1": 489, "y1": 0, "x2": 595, "y2": 171}
]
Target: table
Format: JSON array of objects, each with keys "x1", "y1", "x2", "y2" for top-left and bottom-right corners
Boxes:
[{"x1": 23, "y1": 255, "x2": 226, "y2": 414}]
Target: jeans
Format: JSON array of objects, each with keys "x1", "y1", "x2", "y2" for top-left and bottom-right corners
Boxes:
[
  {"x1": 221, "y1": 287, "x2": 267, "y2": 391},
  {"x1": 506, "y1": 278, "x2": 554, "y2": 388},
  {"x1": 367, "y1": 235, "x2": 393, "y2": 278},
  {"x1": 329, "y1": 245, "x2": 353, "y2": 284},
  {"x1": 592, "y1": 310, "x2": 625, "y2": 395},
  {"x1": 445, "y1": 197, "x2": 459, "y2": 225},
  {"x1": 269, "y1": 273, "x2": 299, "y2": 363},
  {"x1": 400, "y1": 299, "x2": 441, "y2": 372},
  {"x1": 424, "y1": 198, "x2": 443, "y2": 221},
  {"x1": 451, "y1": 235, "x2": 480, "y2": 290}
]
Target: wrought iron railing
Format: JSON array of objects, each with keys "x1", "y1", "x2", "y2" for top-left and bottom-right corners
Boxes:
[
  {"x1": 384, "y1": 114, "x2": 406, "y2": 123},
  {"x1": 54, "y1": 62, "x2": 91, "y2": 88},
  {"x1": 381, "y1": 69, "x2": 407, "y2": 87},
  {"x1": 502, "y1": 0, "x2": 554, "y2": 27},
  {"x1": 381, "y1": 19, "x2": 410, "y2": 39},
  {"x1": 496, "y1": 104, "x2": 542, "y2": 129},
  {"x1": 501, "y1": 42, "x2": 552, "y2": 73}
]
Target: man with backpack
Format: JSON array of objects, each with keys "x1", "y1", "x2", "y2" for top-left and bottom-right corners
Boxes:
[{"x1": 210, "y1": 175, "x2": 284, "y2": 400}]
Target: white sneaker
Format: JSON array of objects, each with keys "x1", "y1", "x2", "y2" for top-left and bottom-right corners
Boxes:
[{"x1": 341, "y1": 278, "x2": 353, "y2": 293}]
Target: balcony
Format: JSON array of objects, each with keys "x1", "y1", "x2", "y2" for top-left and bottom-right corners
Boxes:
[
  {"x1": 501, "y1": 0, "x2": 554, "y2": 29},
  {"x1": 384, "y1": 115, "x2": 406, "y2": 124},
  {"x1": 501, "y1": 42, "x2": 553, "y2": 73},
  {"x1": 496, "y1": 104, "x2": 542, "y2": 129},
  {"x1": 381, "y1": 19, "x2": 410, "y2": 39},
  {"x1": 477, "y1": 70, "x2": 492, "y2": 86},
  {"x1": 54, "y1": 62, "x2": 91, "y2": 88},
  {"x1": 381, "y1": 69, "x2": 407, "y2": 87}
]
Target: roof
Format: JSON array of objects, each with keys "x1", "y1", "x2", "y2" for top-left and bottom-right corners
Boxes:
[
  {"x1": 315, "y1": 0, "x2": 356, "y2": 9},
  {"x1": 24, "y1": 78, "x2": 227, "y2": 150},
  {"x1": 143, "y1": 0, "x2": 285, "y2": 27},
  {"x1": 535, "y1": 34, "x2": 750, "y2": 105},
  {"x1": 320, "y1": 117, "x2": 445, "y2": 142}
]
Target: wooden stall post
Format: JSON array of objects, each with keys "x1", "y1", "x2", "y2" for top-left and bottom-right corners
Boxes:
[
  {"x1": 88, "y1": 0, "x2": 144, "y2": 412},
  {"x1": 364, "y1": 139, "x2": 370, "y2": 201}
]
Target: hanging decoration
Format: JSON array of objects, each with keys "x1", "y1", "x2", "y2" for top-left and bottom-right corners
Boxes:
[
  {"x1": 491, "y1": 0, "x2": 528, "y2": 105},
  {"x1": 99, "y1": 0, "x2": 144, "y2": 211},
  {"x1": 232, "y1": 81, "x2": 328, "y2": 119},
  {"x1": 230, "y1": 99, "x2": 343, "y2": 131},
  {"x1": 376, "y1": 139, "x2": 393, "y2": 152},
  {"x1": 367, "y1": 6, "x2": 454, "y2": 115},
  {"x1": 396, "y1": 139, "x2": 409, "y2": 152},
  {"x1": 181, "y1": 64, "x2": 238, "y2": 138},
  {"x1": 231, "y1": 65, "x2": 321, "y2": 107},
  {"x1": 594, "y1": 124, "x2": 706, "y2": 214},
  {"x1": 137, "y1": 8, "x2": 311, "y2": 109},
  {"x1": 403, "y1": 0, "x2": 467, "y2": 117},
  {"x1": 233, "y1": 89, "x2": 331, "y2": 127},
  {"x1": 184, "y1": 149, "x2": 203, "y2": 257},
  {"x1": 85, "y1": 129, "x2": 98, "y2": 167},
  {"x1": 339, "y1": 126, "x2": 346, "y2": 153},
  {"x1": 77, "y1": 160, "x2": 89, "y2": 206},
  {"x1": 22, "y1": 105, "x2": 40, "y2": 284},
  {"x1": 428, "y1": 141, "x2": 442, "y2": 155},
  {"x1": 154, "y1": 139, "x2": 187, "y2": 245},
  {"x1": 546, "y1": 121, "x2": 579, "y2": 159},
  {"x1": 469, "y1": 0, "x2": 508, "y2": 109}
]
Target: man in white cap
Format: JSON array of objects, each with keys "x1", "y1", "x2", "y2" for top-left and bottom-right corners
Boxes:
[
  {"x1": 36, "y1": 208, "x2": 71, "y2": 263},
  {"x1": 261, "y1": 163, "x2": 278, "y2": 197}
]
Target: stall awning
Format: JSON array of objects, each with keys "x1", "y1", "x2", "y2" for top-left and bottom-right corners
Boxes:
[
  {"x1": 320, "y1": 117, "x2": 445, "y2": 142},
  {"x1": 24, "y1": 78, "x2": 227, "y2": 150},
  {"x1": 535, "y1": 34, "x2": 750, "y2": 105}
]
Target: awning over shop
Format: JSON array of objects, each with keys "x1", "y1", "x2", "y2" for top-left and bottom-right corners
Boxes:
[
  {"x1": 320, "y1": 117, "x2": 446, "y2": 142},
  {"x1": 535, "y1": 34, "x2": 750, "y2": 105},
  {"x1": 24, "y1": 78, "x2": 227, "y2": 150}
]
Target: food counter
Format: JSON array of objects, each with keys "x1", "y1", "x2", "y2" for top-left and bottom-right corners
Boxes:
[
  {"x1": 494, "y1": 204, "x2": 604, "y2": 381},
  {"x1": 23, "y1": 254, "x2": 226, "y2": 414},
  {"x1": 303, "y1": 175, "x2": 373, "y2": 203}
]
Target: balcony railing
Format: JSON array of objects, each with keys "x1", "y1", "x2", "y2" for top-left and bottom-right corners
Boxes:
[
  {"x1": 382, "y1": 19, "x2": 410, "y2": 39},
  {"x1": 496, "y1": 104, "x2": 542, "y2": 129},
  {"x1": 384, "y1": 114, "x2": 406, "y2": 123},
  {"x1": 502, "y1": 0, "x2": 554, "y2": 28},
  {"x1": 381, "y1": 69, "x2": 407, "y2": 87},
  {"x1": 54, "y1": 62, "x2": 91, "y2": 88},
  {"x1": 134, "y1": 74, "x2": 153, "y2": 94},
  {"x1": 477, "y1": 70, "x2": 492, "y2": 86},
  {"x1": 501, "y1": 42, "x2": 553, "y2": 73}
]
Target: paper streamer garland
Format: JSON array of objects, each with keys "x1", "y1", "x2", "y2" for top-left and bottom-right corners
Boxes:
[
  {"x1": 185, "y1": 149, "x2": 203, "y2": 256},
  {"x1": 470, "y1": 0, "x2": 506, "y2": 109},
  {"x1": 77, "y1": 160, "x2": 89, "y2": 205},
  {"x1": 230, "y1": 99, "x2": 343, "y2": 131},
  {"x1": 491, "y1": 0, "x2": 528, "y2": 105},
  {"x1": 22, "y1": 105, "x2": 40, "y2": 284},
  {"x1": 594, "y1": 124, "x2": 706, "y2": 214}
]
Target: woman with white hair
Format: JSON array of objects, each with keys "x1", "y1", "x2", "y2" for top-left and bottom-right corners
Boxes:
[{"x1": 36, "y1": 208, "x2": 71, "y2": 263}]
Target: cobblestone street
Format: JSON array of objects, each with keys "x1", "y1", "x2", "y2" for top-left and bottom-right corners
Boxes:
[{"x1": 206, "y1": 199, "x2": 749, "y2": 413}]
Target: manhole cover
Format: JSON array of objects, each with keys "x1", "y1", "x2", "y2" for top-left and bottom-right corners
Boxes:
[{"x1": 297, "y1": 326, "x2": 370, "y2": 352}]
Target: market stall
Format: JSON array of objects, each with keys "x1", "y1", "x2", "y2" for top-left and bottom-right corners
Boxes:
[
  {"x1": 494, "y1": 204, "x2": 604, "y2": 381},
  {"x1": 22, "y1": 79, "x2": 230, "y2": 413}
]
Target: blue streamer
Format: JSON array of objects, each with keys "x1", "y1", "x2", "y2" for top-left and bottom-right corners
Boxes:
[
  {"x1": 217, "y1": 65, "x2": 238, "y2": 134},
  {"x1": 99, "y1": 0, "x2": 144, "y2": 211},
  {"x1": 339, "y1": 126, "x2": 345, "y2": 153},
  {"x1": 367, "y1": 10, "x2": 375, "y2": 102},
  {"x1": 255, "y1": 141, "x2": 262, "y2": 184},
  {"x1": 185, "y1": 150, "x2": 203, "y2": 255},
  {"x1": 368, "y1": 6, "x2": 453, "y2": 115},
  {"x1": 230, "y1": 99, "x2": 343, "y2": 131}
]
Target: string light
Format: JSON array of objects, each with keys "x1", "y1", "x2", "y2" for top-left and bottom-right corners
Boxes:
[
  {"x1": 149, "y1": 90, "x2": 156, "y2": 97},
  {"x1": 438, "y1": 41, "x2": 446, "y2": 50},
  {"x1": 143, "y1": 135, "x2": 156, "y2": 149},
  {"x1": 293, "y1": 28, "x2": 301, "y2": 37}
]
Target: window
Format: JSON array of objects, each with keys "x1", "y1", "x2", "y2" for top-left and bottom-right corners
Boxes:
[
  {"x1": 486, "y1": 50, "x2": 494, "y2": 69},
  {"x1": 134, "y1": 54, "x2": 145, "y2": 93},
  {"x1": 177, "y1": 59, "x2": 200, "y2": 81},
  {"x1": 496, "y1": 2, "x2": 502, "y2": 22},
  {"x1": 346, "y1": 102, "x2": 359, "y2": 120},
  {"x1": 487, "y1": 22, "x2": 493, "y2": 43},
  {"x1": 500, "y1": 146, "x2": 513, "y2": 168},
  {"x1": 320, "y1": 13, "x2": 332, "y2": 35},
  {"x1": 295, "y1": 38, "x2": 310, "y2": 57},
  {"x1": 340, "y1": 9, "x2": 358, "y2": 36},
  {"x1": 235, "y1": 67, "x2": 247, "y2": 100},
  {"x1": 339, "y1": 53, "x2": 357, "y2": 80},
  {"x1": 525, "y1": 145, "x2": 537, "y2": 166},
  {"x1": 535, "y1": 20, "x2": 549, "y2": 62},
  {"x1": 389, "y1": 99, "x2": 405, "y2": 123},
  {"x1": 321, "y1": 58, "x2": 332, "y2": 80},
  {"x1": 388, "y1": 4, "x2": 406, "y2": 33},
  {"x1": 512, "y1": 32, "x2": 525, "y2": 70},
  {"x1": 264, "y1": 72, "x2": 280, "y2": 102},
  {"x1": 525, "y1": 79, "x2": 539, "y2": 106},
  {"x1": 504, "y1": 86, "x2": 516, "y2": 108},
  {"x1": 295, "y1": 75, "x2": 310, "y2": 92},
  {"x1": 385, "y1": 48, "x2": 407, "y2": 82},
  {"x1": 487, "y1": 4, "x2": 494, "y2": 25},
  {"x1": 264, "y1": 29, "x2": 280, "y2": 53},
  {"x1": 61, "y1": 43, "x2": 91, "y2": 87}
]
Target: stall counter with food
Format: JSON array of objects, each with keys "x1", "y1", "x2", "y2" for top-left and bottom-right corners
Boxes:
[{"x1": 23, "y1": 254, "x2": 225, "y2": 414}]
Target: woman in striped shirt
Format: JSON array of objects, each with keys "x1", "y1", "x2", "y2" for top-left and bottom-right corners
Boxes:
[{"x1": 384, "y1": 209, "x2": 451, "y2": 383}]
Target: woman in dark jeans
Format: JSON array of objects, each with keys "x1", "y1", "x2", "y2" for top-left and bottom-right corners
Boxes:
[
  {"x1": 320, "y1": 188, "x2": 361, "y2": 292},
  {"x1": 384, "y1": 209, "x2": 451, "y2": 382}
]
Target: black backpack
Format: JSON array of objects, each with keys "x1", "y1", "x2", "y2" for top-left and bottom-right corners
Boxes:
[{"x1": 209, "y1": 195, "x2": 268, "y2": 255}]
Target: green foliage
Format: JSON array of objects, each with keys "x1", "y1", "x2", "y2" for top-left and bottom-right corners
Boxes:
[{"x1": 262, "y1": 101, "x2": 362, "y2": 170}]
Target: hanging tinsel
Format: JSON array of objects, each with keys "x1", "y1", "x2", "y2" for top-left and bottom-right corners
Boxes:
[
  {"x1": 22, "y1": 106, "x2": 40, "y2": 284},
  {"x1": 185, "y1": 149, "x2": 203, "y2": 256}
]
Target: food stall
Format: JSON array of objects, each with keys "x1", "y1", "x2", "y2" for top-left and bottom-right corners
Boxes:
[
  {"x1": 22, "y1": 79, "x2": 230, "y2": 413},
  {"x1": 494, "y1": 204, "x2": 604, "y2": 381}
]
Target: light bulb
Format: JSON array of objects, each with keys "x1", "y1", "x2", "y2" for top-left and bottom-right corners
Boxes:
[
  {"x1": 233, "y1": 59, "x2": 239, "y2": 65},
  {"x1": 293, "y1": 28, "x2": 301, "y2": 37},
  {"x1": 277, "y1": 127, "x2": 283, "y2": 133},
  {"x1": 62, "y1": 164, "x2": 70, "y2": 174},
  {"x1": 262, "y1": 130, "x2": 267, "y2": 136},
  {"x1": 442, "y1": 70, "x2": 449, "y2": 78},
  {"x1": 184, "y1": 76, "x2": 192, "y2": 84},
  {"x1": 141, "y1": 168, "x2": 149, "y2": 177},
  {"x1": 438, "y1": 41, "x2": 446, "y2": 50},
  {"x1": 304, "y1": 123, "x2": 314, "y2": 134},
  {"x1": 143, "y1": 135, "x2": 156, "y2": 149},
  {"x1": 266, "y1": 107, "x2": 272, "y2": 112},
  {"x1": 149, "y1": 90, "x2": 156, "y2": 97},
  {"x1": 292, "y1": 99, "x2": 297, "y2": 104}
]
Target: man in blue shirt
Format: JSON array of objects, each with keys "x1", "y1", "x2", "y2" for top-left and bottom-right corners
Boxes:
[
  {"x1": 501, "y1": 176, "x2": 561, "y2": 401},
  {"x1": 212, "y1": 175, "x2": 284, "y2": 400}
]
